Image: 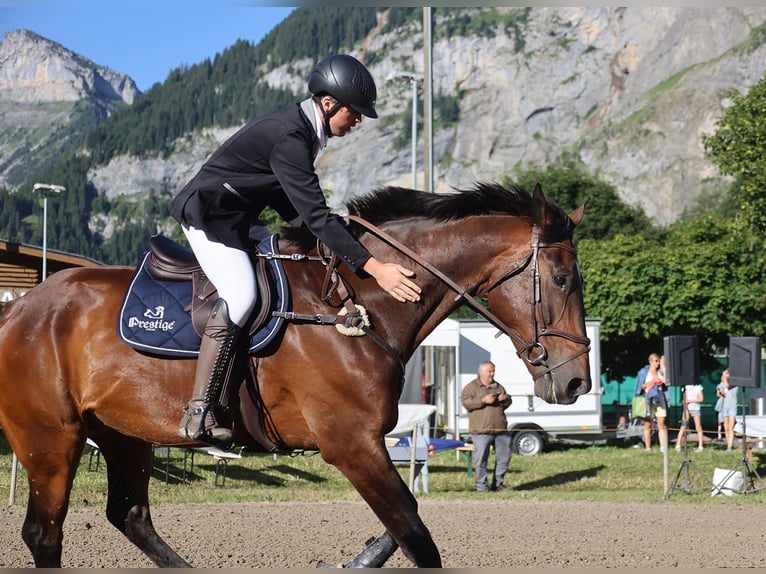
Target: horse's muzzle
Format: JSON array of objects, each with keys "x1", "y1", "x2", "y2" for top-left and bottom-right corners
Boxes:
[{"x1": 534, "y1": 372, "x2": 591, "y2": 405}]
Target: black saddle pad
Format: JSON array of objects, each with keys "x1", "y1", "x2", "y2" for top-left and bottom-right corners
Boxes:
[{"x1": 117, "y1": 235, "x2": 289, "y2": 357}]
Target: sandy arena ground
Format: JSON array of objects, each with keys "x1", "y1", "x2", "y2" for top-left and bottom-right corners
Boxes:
[{"x1": 1, "y1": 498, "x2": 765, "y2": 568}]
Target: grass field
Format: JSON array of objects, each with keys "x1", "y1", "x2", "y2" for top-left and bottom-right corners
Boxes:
[{"x1": 3, "y1": 434, "x2": 766, "y2": 508}]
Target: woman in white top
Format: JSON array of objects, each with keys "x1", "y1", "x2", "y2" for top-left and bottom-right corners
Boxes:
[{"x1": 675, "y1": 382, "x2": 704, "y2": 451}]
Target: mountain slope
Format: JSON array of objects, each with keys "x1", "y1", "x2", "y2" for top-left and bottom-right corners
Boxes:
[
  {"x1": 0, "y1": 29, "x2": 139, "y2": 188},
  {"x1": 84, "y1": 6, "x2": 766, "y2": 225},
  {"x1": 3, "y1": 7, "x2": 766, "y2": 237}
]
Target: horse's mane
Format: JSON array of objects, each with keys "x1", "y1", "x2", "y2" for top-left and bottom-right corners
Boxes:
[{"x1": 279, "y1": 182, "x2": 573, "y2": 249}]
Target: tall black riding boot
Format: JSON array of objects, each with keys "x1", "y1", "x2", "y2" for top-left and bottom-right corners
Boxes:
[{"x1": 179, "y1": 297, "x2": 242, "y2": 449}]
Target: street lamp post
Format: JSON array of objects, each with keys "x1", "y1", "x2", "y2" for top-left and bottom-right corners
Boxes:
[
  {"x1": 33, "y1": 183, "x2": 66, "y2": 281},
  {"x1": 386, "y1": 71, "x2": 423, "y2": 189}
]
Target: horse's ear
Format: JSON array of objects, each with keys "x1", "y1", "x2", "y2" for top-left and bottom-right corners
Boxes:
[
  {"x1": 531, "y1": 183, "x2": 548, "y2": 226},
  {"x1": 568, "y1": 198, "x2": 589, "y2": 228}
]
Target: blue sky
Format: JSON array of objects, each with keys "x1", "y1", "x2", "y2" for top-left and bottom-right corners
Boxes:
[{"x1": 0, "y1": 1, "x2": 295, "y2": 91}]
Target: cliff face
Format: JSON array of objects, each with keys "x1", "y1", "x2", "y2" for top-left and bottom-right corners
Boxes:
[
  {"x1": 0, "y1": 29, "x2": 139, "y2": 188},
  {"x1": 0, "y1": 29, "x2": 139, "y2": 104},
  {"x1": 310, "y1": 6, "x2": 766, "y2": 223},
  {"x1": 4, "y1": 8, "x2": 766, "y2": 227}
]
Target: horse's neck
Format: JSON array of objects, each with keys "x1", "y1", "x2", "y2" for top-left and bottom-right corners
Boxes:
[
  {"x1": 375, "y1": 217, "x2": 524, "y2": 353},
  {"x1": 278, "y1": 216, "x2": 528, "y2": 359}
]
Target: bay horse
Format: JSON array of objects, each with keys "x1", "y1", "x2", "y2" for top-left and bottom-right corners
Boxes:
[{"x1": 0, "y1": 182, "x2": 590, "y2": 568}]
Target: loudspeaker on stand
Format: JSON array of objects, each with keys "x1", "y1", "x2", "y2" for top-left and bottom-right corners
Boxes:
[
  {"x1": 728, "y1": 336, "x2": 762, "y2": 388},
  {"x1": 663, "y1": 335, "x2": 700, "y2": 387}
]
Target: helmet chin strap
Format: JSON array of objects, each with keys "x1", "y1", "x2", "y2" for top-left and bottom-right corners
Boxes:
[{"x1": 320, "y1": 100, "x2": 342, "y2": 138}]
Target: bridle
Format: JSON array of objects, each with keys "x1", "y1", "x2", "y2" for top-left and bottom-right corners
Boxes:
[
  {"x1": 482, "y1": 226, "x2": 591, "y2": 379},
  {"x1": 346, "y1": 216, "x2": 591, "y2": 381}
]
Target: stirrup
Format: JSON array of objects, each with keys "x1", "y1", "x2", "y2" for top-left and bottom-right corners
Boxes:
[{"x1": 183, "y1": 403, "x2": 235, "y2": 450}]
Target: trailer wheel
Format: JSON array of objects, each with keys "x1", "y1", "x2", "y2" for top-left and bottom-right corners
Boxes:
[{"x1": 512, "y1": 430, "x2": 545, "y2": 456}]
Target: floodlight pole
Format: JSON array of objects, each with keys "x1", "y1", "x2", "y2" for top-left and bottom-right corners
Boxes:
[
  {"x1": 386, "y1": 71, "x2": 423, "y2": 189},
  {"x1": 423, "y1": 7, "x2": 433, "y2": 192},
  {"x1": 33, "y1": 183, "x2": 66, "y2": 281}
]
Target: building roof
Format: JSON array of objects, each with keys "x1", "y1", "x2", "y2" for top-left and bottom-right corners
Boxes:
[{"x1": 0, "y1": 239, "x2": 103, "y2": 297}]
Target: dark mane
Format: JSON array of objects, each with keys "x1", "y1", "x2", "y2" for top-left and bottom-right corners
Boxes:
[
  {"x1": 279, "y1": 182, "x2": 573, "y2": 249},
  {"x1": 347, "y1": 182, "x2": 534, "y2": 223}
]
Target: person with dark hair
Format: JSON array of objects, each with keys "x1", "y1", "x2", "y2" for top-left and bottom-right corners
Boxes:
[
  {"x1": 460, "y1": 361, "x2": 513, "y2": 492},
  {"x1": 169, "y1": 54, "x2": 422, "y2": 448}
]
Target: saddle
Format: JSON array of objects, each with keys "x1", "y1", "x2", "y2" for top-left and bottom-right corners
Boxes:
[
  {"x1": 145, "y1": 235, "x2": 273, "y2": 339},
  {"x1": 116, "y1": 234, "x2": 289, "y2": 455}
]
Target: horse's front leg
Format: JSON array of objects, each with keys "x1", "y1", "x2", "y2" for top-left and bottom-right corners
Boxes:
[{"x1": 322, "y1": 440, "x2": 441, "y2": 568}]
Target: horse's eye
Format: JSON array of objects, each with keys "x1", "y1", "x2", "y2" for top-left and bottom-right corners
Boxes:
[{"x1": 553, "y1": 275, "x2": 568, "y2": 288}]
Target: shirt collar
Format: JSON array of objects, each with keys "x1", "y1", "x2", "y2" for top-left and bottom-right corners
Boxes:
[{"x1": 311, "y1": 101, "x2": 328, "y2": 150}]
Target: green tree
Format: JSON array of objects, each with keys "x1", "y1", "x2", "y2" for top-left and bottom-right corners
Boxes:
[
  {"x1": 703, "y1": 73, "x2": 766, "y2": 232},
  {"x1": 579, "y1": 214, "x2": 765, "y2": 379},
  {"x1": 509, "y1": 154, "x2": 658, "y2": 242}
]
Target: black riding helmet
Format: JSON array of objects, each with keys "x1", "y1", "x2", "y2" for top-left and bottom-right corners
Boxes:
[{"x1": 308, "y1": 54, "x2": 377, "y2": 136}]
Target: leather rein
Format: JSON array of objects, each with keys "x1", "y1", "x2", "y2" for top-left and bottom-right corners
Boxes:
[
  {"x1": 266, "y1": 215, "x2": 590, "y2": 384},
  {"x1": 345, "y1": 215, "x2": 591, "y2": 382}
]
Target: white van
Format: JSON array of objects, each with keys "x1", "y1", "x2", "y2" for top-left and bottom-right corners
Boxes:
[{"x1": 403, "y1": 318, "x2": 604, "y2": 455}]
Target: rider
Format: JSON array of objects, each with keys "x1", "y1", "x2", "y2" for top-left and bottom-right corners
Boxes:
[{"x1": 169, "y1": 54, "x2": 422, "y2": 449}]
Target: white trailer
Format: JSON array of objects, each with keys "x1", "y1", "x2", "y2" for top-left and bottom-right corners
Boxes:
[{"x1": 404, "y1": 318, "x2": 603, "y2": 455}]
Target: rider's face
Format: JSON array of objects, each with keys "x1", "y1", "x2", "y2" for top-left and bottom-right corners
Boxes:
[
  {"x1": 323, "y1": 97, "x2": 362, "y2": 137},
  {"x1": 330, "y1": 105, "x2": 362, "y2": 137}
]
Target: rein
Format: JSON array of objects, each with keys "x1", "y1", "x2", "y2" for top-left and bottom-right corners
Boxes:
[
  {"x1": 261, "y1": 247, "x2": 406, "y2": 384},
  {"x1": 265, "y1": 212, "x2": 590, "y2": 386},
  {"x1": 346, "y1": 215, "x2": 590, "y2": 381}
]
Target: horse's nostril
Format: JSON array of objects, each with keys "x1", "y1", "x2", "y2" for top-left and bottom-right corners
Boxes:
[{"x1": 567, "y1": 378, "x2": 589, "y2": 398}]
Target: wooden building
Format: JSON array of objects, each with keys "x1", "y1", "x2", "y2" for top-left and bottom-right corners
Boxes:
[{"x1": 0, "y1": 240, "x2": 103, "y2": 301}]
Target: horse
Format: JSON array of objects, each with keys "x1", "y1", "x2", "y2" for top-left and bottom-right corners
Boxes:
[{"x1": 0, "y1": 182, "x2": 590, "y2": 568}]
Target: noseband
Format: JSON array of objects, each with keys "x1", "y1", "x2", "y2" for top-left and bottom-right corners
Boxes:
[{"x1": 346, "y1": 216, "x2": 590, "y2": 381}]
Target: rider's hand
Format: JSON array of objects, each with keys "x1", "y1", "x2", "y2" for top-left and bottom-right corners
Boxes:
[{"x1": 363, "y1": 257, "x2": 421, "y2": 303}]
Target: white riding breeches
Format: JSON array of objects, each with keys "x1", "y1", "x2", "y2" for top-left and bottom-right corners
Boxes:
[{"x1": 182, "y1": 225, "x2": 257, "y2": 328}]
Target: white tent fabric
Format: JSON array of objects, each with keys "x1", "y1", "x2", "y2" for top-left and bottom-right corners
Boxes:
[
  {"x1": 734, "y1": 415, "x2": 766, "y2": 437},
  {"x1": 389, "y1": 404, "x2": 437, "y2": 436},
  {"x1": 385, "y1": 404, "x2": 437, "y2": 494}
]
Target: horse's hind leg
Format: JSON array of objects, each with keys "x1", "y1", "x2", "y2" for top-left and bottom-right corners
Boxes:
[
  {"x1": 11, "y1": 428, "x2": 85, "y2": 567},
  {"x1": 94, "y1": 432, "x2": 191, "y2": 567},
  {"x1": 317, "y1": 532, "x2": 398, "y2": 568}
]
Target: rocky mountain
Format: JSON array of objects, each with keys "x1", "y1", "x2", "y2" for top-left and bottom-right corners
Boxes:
[
  {"x1": 0, "y1": 29, "x2": 139, "y2": 188},
  {"x1": 4, "y1": 7, "x2": 766, "y2": 226},
  {"x1": 313, "y1": 6, "x2": 766, "y2": 224}
]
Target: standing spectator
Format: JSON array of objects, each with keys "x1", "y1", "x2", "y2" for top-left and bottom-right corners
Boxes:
[
  {"x1": 659, "y1": 355, "x2": 668, "y2": 385},
  {"x1": 634, "y1": 353, "x2": 669, "y2": 452},
  {"x1": 461, "y1": 361, "x2": 513, "y2": 492},
  {"x1": 718, "y1": 369, "x2": 739, "y2": 452},
  {"x1": 714, "y1": 377, "x2": 725, "y2": 440},
  {"x1": 674, "y1": 382, "x2": 704, "y2": 452}
]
